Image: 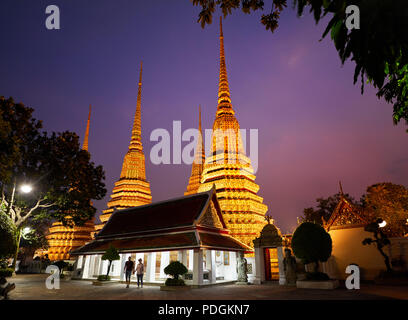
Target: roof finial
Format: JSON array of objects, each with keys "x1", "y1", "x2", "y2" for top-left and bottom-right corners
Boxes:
[
  {"x1": 339, "y1": 180, "x2": 344, "y2": 196},
  {"x1": 130, "y1": 61, "x2": 143, "y2": 151},
  {"x1": 82, "y1": 104, "x2": 91, "y2": 152},
  {"x1": 217, "y1": 16, "x2": 234, "y2": 116}
]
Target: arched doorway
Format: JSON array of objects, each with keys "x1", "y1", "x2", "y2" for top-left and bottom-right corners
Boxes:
[{"x1": 253, "y1": 222, "x2": 284, "y2": 284}]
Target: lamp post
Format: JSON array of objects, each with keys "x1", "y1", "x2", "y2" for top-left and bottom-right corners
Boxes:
[{"x1": 10, "y1": 183, "x2": 33, "y2": 270}]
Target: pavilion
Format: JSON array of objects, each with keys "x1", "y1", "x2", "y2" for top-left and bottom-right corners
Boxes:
[{"x1": 71, "y1": 187, "x2": 252, "y2": 286}]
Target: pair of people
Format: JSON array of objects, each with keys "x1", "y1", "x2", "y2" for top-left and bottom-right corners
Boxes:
[{"x1": 124, "y1": 257, "x2": 144, "y2": 288}]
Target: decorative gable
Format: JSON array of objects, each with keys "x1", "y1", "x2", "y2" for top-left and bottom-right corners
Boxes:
[
  {"x1": 198, "y1": 200, "x2": 224, "y2": 229},
  {"x1": 325, "y1": 198, "x2": 368, "y2": 231}
]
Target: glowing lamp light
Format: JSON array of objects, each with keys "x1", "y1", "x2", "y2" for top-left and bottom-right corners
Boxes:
[
  {"x1": 20, "y1": 184, "x2": 33, "y2": 194},
  {"x1": 378, "y1": 220, "x2": 387, "y2": 228},
  {"x1": 23, "y1": 227, "x2": 31, "y2": 236}
]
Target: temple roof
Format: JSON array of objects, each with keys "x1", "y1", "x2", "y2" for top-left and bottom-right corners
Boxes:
[
  {"x1": 324, "y1": 196, "x2": 368, "y2": 231},
  {"x1": 71, "y1": 187, "x2": 252, "y2": 255}
]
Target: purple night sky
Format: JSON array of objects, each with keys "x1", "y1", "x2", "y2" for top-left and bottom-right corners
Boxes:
[{"x1": 1, "y1": 1, "x2": 407, "y2": 233}]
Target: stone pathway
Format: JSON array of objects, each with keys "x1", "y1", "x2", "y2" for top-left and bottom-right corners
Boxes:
[{"x1": 5, "y1": 274, "x2": 408, "y2": 300}]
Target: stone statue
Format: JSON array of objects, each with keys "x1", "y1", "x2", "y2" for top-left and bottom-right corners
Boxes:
[
  {"x1": 283, "y1": 248, "x2": 297, "y2": 285},
  {"x1": 0, "y1": 277, "x2": 15, "y2": 300},
  {"x1": 236, "y1": 252, "x2": 248, "y2": 283}
]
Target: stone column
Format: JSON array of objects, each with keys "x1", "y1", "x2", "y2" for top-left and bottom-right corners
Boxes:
[
  {"x1": 119, "y1": 253, "x2": 129, "y2": 282},
  {"x1": 177, "y1": 250, "x2": 188, "y2": 266},
  {"x1": 98, "y1": 255, "x2": 104, "y2": 277},
  {"x1": 82, "y1": 255, "x2": 91, "y2": 279},
  {"x1": 253, "y1": 247, "x2": 264, "y2": 284},
  {"x1": 207, "y1": 250, "x2": 217, "y2": 283},
  {"x1": 192, "y1": 249, "x2": 203, "y2": 286},
  {"x1": 277, "y1": 246, "x2": 286, "y2": 285},
  {"x1": 188, "y1": 250, "x2": 194, "y2": 270},
  {"x1": 146, "y1": 252, "x2": 156, "y2": 282},
  {"x1": 159, "y1": 251, "x2": 170, "y2": 279}
]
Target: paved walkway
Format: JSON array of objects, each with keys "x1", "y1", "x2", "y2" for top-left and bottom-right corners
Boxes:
[{"x1": 5, "y1": 274, "x2": 408, "y2": 300}]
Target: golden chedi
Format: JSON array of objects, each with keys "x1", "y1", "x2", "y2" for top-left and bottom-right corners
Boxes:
[
  {"x1": 185, "y1": 105, "x2": 206, "y2": 195},
  {"x1": 95, "y1": 62, "x2": 152, "y2": 232},
  {"x1": 197, "y1": 17, "x2": 268, "y2": 250}
]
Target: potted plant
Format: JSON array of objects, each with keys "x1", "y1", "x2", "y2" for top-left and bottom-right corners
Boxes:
[
  {"x1": 292, "y1": 222, "x2": 338, "y2": 289},
  {"x1": 160, "y1": 261, "x2": 190, "y2": 291}
]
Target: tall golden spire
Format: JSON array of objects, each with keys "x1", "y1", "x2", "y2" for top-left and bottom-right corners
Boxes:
[
  {"x1": 198, "y1": 17, "x2": 268, "y2": 252},
  {"x1": 185, "y1": 105, "x2": 206, "y2": 195},
  {"x1": 82, "y1": 104, "x2": 92, "y2": 152},
  {"x1": 129, "y1": 61, "x2": 143, "y2": 151},
  {"x1": 96, "y1": 62, "x2": 152, "y2": 232},
  {"x1": 217, "y1": 16, "x2": 234, "y2": 116}
]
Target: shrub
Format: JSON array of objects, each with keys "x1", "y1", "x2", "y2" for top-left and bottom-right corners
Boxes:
[
  {"x1": 165, "y1": 278, "x2": 185, "y2": 286},
  {"x1": 0, "y1": 268, "x2": 14, "y2": 277},
  {"x1": 164, "y1": 261, "x2": 188, "y2": 282},
  {"x1": 292, "y1": 222, "x2": 332, "y2": 274},
  {"x1": 97, "y1": 275, "x2": 110, "y2": 281},
  {"x1": 102, "y1": 245, "x2": 120, "y2": 277}
]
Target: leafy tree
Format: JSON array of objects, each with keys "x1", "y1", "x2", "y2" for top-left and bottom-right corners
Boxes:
[
  {"x1": 292, "y1": 222, "x2": 332, "y2": 273},
  {"x1": 301, "y1": 192, "x2": 358, "y2": 225},
  {"x1": 0, "y1": 213, "x2": 17, "y2": 260},
  {"x1": 101, "y1": 245, "x2": 120, "y2": 277},
  {"x1": 362, "y1": 219, "x2": 392, "y2": 273},
  {"x1": 0, "y1": 96, "x2": 106, "y2": 269},
  {"x1": 191, "y1": 0, "x2": 408, "y2": 131},
  {"x1": 361, "y1": 183, "x2": 408, "y2": 237},
  {"x1": 164, "y1": 261, "x2": 188, "y2": 286}
]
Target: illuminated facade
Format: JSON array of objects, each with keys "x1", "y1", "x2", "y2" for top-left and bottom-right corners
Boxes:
[
  {"x1": 197, "y1": 18, "x2": 268, "y2": 249},
  {"x1": 184, "y1": 106, "x2": 206, "y2": 195},
  {"x1": 95, "y1": 62, "x2": 152, "y2": 232},
  {"x1": 46, "y1": 105, "x2": 96, "y2": 261}
]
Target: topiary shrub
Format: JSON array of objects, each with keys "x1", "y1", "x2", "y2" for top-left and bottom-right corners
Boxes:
[
  {"x1": 164, "y1": 261, "x2": 188, "y2": 286},
  {"x1": 292, "y1": 222, "x2": 332, "y2": 276},
  {"x1": 97, "y1": 275, "x2": 111, "y2": 281},
  {"x1": 102, "y1": 245, "x2": 120, "y2": 277},
  {"x1": 0, "y1": 268, "x2": 14, "y2": 278}
]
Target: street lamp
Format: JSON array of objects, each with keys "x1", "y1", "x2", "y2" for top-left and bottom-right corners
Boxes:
[
  {"x1": 378, "y1": 220, "x2": 387, "y2": 228},
  {"x1": 20, "y1": 184, "x2": 33, "y2": 194}
]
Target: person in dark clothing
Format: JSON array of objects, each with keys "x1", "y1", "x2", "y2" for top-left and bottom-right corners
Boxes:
[{"x1": 124, "y1": 257, "x2": 134, "y2": 288}]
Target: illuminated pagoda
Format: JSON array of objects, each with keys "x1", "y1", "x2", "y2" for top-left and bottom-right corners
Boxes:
[
  {"x1": 46, "y1": 105, "x2": 96, "y2": 261},
  {"x1": 197, "y1": 17, "x2": 268, "y2": 249},
  {"x1": 184, "y1": 105, "x2": 206, "y2": 196},
  {"x1": 95, "y1": 62, "x2": 152, "y2": 232}
]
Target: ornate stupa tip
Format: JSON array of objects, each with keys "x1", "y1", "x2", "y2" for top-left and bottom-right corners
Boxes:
[
  {"x1": 339, "y1": 180, "x2": 344, "y2": 196},
  {"x1": 139, "y1": 61, "x2": 143, "y2": 86},
  {"x1": 82, "y1": 104, "x2": 92, "y2": 152}
]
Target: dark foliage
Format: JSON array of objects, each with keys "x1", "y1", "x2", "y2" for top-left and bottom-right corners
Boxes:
[
  {"x1": 292, "y1": 222, "x2": 332, "y2": 267},
  {"x1": 301, "y1": 192, "x2": 358, "y2": 225},
  {"x1": 0, "y1": 268, "x2": 14, "y2": 278},
  {"x1": 164, "y1": 261, "x2": 188, "y2": 281}
]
